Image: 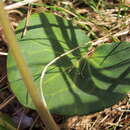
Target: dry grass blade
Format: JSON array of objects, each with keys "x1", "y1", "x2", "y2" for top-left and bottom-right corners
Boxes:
[
  {"x1": 0, "y1": 95, "x2": 15, "y2": 110},
  {"x1": 21, "y1": 1, "x2": 32, "y2": 38},
  {"x1": 0, "y1": 52, "x2": 8, "y2": 55},
  {"x1": 92, "y1": 27, "x2": 130, "y2": 46},
  {"x1": 29, "y1": 115, "x2": 39, "y2": 130},
  {"x1": 5, "y1": 0, "x2": 39, "y2": 10}
]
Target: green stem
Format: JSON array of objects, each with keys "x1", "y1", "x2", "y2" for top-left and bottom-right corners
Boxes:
[{"x1": 0, "y1": 1, "x2": 59, "y2": 130}]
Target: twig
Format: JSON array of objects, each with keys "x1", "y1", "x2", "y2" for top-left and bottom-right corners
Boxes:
[{"x1": 5, "y1": 0, "x2": 39, "y2": 10}]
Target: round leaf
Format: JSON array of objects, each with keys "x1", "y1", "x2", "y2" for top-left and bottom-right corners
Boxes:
[{"x1": 7, "y1": 13, "x2": 130, "y2": 116}]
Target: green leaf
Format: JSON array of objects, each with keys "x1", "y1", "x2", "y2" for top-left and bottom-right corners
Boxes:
[
  {"x1": 7, "y1": 13, "x2": 130, "y2": 116},
  {"x1": 0, "y1": 126, "x2": 7, "y2": 130},
  {"x1": 0, "y1": 113, "x2": 16, "y2": 130}
]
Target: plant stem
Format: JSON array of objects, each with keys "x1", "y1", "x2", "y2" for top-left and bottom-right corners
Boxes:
[{"x1": 0, "y1": 1, "x2": 59, "y2": 130}]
